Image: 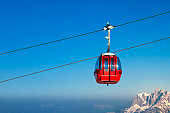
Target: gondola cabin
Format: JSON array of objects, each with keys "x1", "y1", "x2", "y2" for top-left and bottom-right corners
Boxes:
[{"x1": 94, "y1": 53, "x2": 122, "y2": 85}]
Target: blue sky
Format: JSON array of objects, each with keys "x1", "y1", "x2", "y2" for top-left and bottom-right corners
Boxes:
[{"x1": 0, "y1": 0, "x2": 169, "y2": 100}]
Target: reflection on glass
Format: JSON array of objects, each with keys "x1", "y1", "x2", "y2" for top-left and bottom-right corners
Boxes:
[
  {"x1": 111, "y1": 58, "x2": 115, "y2": 71},
  {"x1": 117, "y1": 57, "x2": 122, "y2": 70},
  {"x1": 104, "y1": 58, "x2": 108, "y2": 72}
]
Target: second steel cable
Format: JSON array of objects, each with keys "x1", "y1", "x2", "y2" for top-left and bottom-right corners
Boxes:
[{"x1": 0, "y1": 37, "x2": 169, "y2": 84}]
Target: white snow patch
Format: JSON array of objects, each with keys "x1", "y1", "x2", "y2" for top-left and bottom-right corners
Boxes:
[
  {"x1": 143, "y1": 101, "x2": 146, "y2": 105},
  {"x1": 143, "y1": 92, "x2": 150, "y2": 96},
  {"x1": 140, "y1": 105, "x2": 150, "y2": 111},
  {"x1": 126, "y1": 104, "x2": 140, "y2": 113}
]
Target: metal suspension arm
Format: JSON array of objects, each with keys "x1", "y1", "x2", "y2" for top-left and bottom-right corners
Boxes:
[{"x1": 104, "y1": 22, "x2": 114, "y2": 53}]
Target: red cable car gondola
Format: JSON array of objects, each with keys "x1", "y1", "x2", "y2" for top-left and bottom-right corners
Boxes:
[
  {"x1": 94, "y1": 22, "x2": 122, "y2": 86},
  {"x1": 94, "y1": 53, "x2": 122, "y2": 85}
]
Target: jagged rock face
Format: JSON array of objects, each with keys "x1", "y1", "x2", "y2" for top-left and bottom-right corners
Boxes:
[
  {"x1": 131, "y1": 92, "x2": 149, "y2": 107},
  {"x1": 124, "y1": 89, "x2": 170, "y2": 113}
]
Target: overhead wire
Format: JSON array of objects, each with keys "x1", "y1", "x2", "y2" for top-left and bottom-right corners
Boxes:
[
  {"x1": 114, "y1": 11, "x2": 170, "y2": 27},
  {"x1": 0, "y1": 29, "x2": 103, "y2": 55},
  {"x1": 0, "y1": 37, "x2": 169, "y2": 84},
  {"x1": 0, "y1": 11, "x2": 169, "y2": 56}
]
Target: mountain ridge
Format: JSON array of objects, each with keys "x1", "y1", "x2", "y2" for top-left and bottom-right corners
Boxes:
[{"x1": 124, "y1": 89, "x2": 170, "y2": 113}]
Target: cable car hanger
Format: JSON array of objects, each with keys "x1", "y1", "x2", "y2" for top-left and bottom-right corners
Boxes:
[{"x1": 104, "y1": 22, "x2": 114, "y2": 53}]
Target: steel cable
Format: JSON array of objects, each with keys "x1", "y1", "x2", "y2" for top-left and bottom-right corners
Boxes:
[
  {"x1": 0, "y1": 37, "x2": 169, "y2": 84},
  {"x1": 0, "y1": 11, "x2": 169, "y2": 56}
]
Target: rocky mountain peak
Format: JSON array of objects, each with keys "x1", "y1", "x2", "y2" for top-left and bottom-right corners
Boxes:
[{"x1": 125, "y1": 89, "x2": 170, "y2": 113}]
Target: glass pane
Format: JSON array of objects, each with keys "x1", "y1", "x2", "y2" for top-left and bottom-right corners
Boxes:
[
  {"x1": 104, "y1": 58, "x2": 108, "y2": 72},
  {"x1": 99, "y1": 57, "x2": 102, "y2": 70},
  {"x1": 111, "y1": 58, "x2": 115, "y2": 71},
  {"x1": 117, "y1": 57, "x2": 122, "y2": 70},
  {"x1": 95, "y1": 57, "x2": 100, "y2": 70}
]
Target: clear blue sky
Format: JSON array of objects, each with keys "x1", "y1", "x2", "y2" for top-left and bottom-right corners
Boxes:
[{"x1": 0, "y1": 0, "x2": 169, "y2": 100}]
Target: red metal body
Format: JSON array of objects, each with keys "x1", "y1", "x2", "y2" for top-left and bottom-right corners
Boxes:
[{"x1": 94, "y1": 53, "x2": 122, "y2": 85}]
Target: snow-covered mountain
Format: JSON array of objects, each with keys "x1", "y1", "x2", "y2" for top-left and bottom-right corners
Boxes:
[{"x1": 124, "y1": 89, "x2": 170, "y2": 113}]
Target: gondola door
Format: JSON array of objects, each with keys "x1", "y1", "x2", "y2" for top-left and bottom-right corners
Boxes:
[
  {"x1": 110, "y1": 57, "x2": 116, "y2": 83},
  {"x1": 101, "y1": 56, "x2": 110, "y2": 82}
]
